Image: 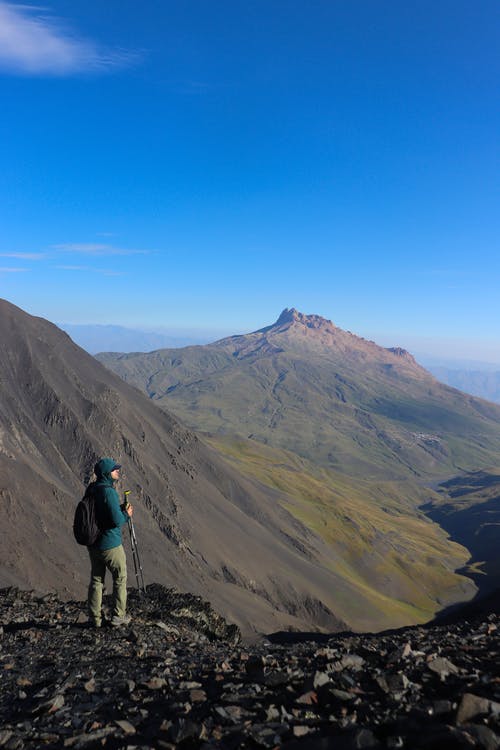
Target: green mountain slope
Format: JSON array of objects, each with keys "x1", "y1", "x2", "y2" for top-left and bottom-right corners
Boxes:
[
  {"x1": 98, "y1": 308, "x2": 500, "y2": 481},
  {"x1": 205, "y1": 434, "x2": 474, "y2": 629}
]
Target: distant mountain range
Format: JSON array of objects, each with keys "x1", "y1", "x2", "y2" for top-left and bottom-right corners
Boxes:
[
  {"x1": 58, "y1": 323, "x2": 220, "y2": 354},
  {"x1": 425, "y1": 365, "x2": 500, "y2": 404},
  {"x1": 1, "y1": 299, "x2": 486, "y2": 632}
]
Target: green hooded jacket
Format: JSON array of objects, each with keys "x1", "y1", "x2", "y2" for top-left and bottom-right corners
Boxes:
[{"x1": 90, "y1": 457, "x2": 129, "y2": 551}]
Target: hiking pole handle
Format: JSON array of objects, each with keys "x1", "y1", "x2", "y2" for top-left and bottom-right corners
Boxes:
[{"x1": 122, "y1": 490, "x2": 134, "y2": 517}]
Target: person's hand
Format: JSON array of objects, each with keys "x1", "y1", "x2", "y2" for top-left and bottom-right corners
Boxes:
[{"x1": 126, "y1": 504, "x2": 134, "y2": 517}]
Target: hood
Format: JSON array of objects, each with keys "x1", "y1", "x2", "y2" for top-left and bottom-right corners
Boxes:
[{"x1": 94, "y1": 457, "x2": 119, "y2": 482}]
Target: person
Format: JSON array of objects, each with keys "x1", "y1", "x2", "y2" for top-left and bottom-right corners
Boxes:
[{"x1": 87, "y1": 457, "x2": 134, "y2": 628}]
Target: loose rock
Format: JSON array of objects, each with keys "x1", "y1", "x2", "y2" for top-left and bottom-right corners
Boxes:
[{"x1": 0, "y1": 585, "x2": 499, "y2": 749}]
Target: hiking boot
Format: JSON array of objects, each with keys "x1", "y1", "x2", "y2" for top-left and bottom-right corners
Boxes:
[{"x1": 110, "y1": 614, "x2": 131, "y2": 627}]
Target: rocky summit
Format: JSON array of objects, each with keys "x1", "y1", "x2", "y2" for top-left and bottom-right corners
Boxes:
[{"x1": 1, "y1": 586, "x2": 499, "y2": 750}]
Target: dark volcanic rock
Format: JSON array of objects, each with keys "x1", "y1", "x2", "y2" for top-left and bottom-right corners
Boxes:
[{"x1": 0, "y1": 587, "x2": 499, "y2": 749}]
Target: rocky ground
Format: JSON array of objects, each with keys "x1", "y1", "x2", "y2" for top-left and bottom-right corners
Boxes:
[{"x1": 0, "y1": 584, "x2": 499, "y2": 750}]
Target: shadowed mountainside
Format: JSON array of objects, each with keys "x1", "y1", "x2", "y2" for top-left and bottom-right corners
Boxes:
[
  {"x1": 98, "y1": 308, "x2": 500, "y2": 481},
  {"x1": 0, "y1": 299, "x2": 479, "y2": 632},
  {"x1": 424, "y1": 470, "x2": 500, "y2": 598}
]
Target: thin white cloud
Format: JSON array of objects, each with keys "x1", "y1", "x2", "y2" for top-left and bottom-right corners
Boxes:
[
  {"x1": 53, "y1": 243, "x2": 150, "y2": 256},
  {"x1": 0, "y1": 266, "x2": 27, "y2": 272},
  {"x1": 0, "y1": 2, "x2": 135, "y2": 75},
  {"x1": 55, "y1": 265, "x2": 125, "y2": 276},
  {"x1": 0, "y1": 252, "x2": 47, "y2": 259},
  {"x1": 55, "y1": 265, "x2": 90, "y2": 271}
]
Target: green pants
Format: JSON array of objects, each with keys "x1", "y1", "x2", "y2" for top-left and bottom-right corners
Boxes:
[{"x1": 88, "y1": 544, "x2": 127, "y2": 625}]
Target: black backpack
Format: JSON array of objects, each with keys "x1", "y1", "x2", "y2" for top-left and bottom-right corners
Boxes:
[{"x1": 73, "y1": 484, "x2": 101, "y2": 546}]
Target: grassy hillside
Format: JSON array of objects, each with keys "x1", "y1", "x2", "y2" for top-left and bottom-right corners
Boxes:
[{"x1": 206, "y1": 434, "x2": 475, "y2": 629}]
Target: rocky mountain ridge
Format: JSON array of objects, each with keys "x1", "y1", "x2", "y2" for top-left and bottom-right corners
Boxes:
[{"x1": 224, "y1": 308, "x2": 423, "y2": 374}]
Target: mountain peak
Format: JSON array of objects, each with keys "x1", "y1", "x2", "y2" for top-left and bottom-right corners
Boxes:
[{"x1": 273, "y1": 308, "x2": 337, "y2": 332}]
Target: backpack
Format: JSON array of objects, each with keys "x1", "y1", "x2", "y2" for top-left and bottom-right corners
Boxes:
[{"x1": 73, "y1": 484, "x2": 101, "y2": 546}]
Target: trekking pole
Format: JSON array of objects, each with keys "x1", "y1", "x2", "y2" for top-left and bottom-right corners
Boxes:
[{"x1": 123, "y1": 491, "x2": 146, "y2": 594}]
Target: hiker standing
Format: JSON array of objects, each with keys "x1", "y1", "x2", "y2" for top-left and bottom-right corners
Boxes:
[{"x1": 87, "y1": 457, "x2": 133, "y2": 628}]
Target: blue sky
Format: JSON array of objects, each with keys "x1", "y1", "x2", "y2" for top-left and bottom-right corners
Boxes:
[{"x1": 0, "y1": 1, "x2": 499, "y2": 361}]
